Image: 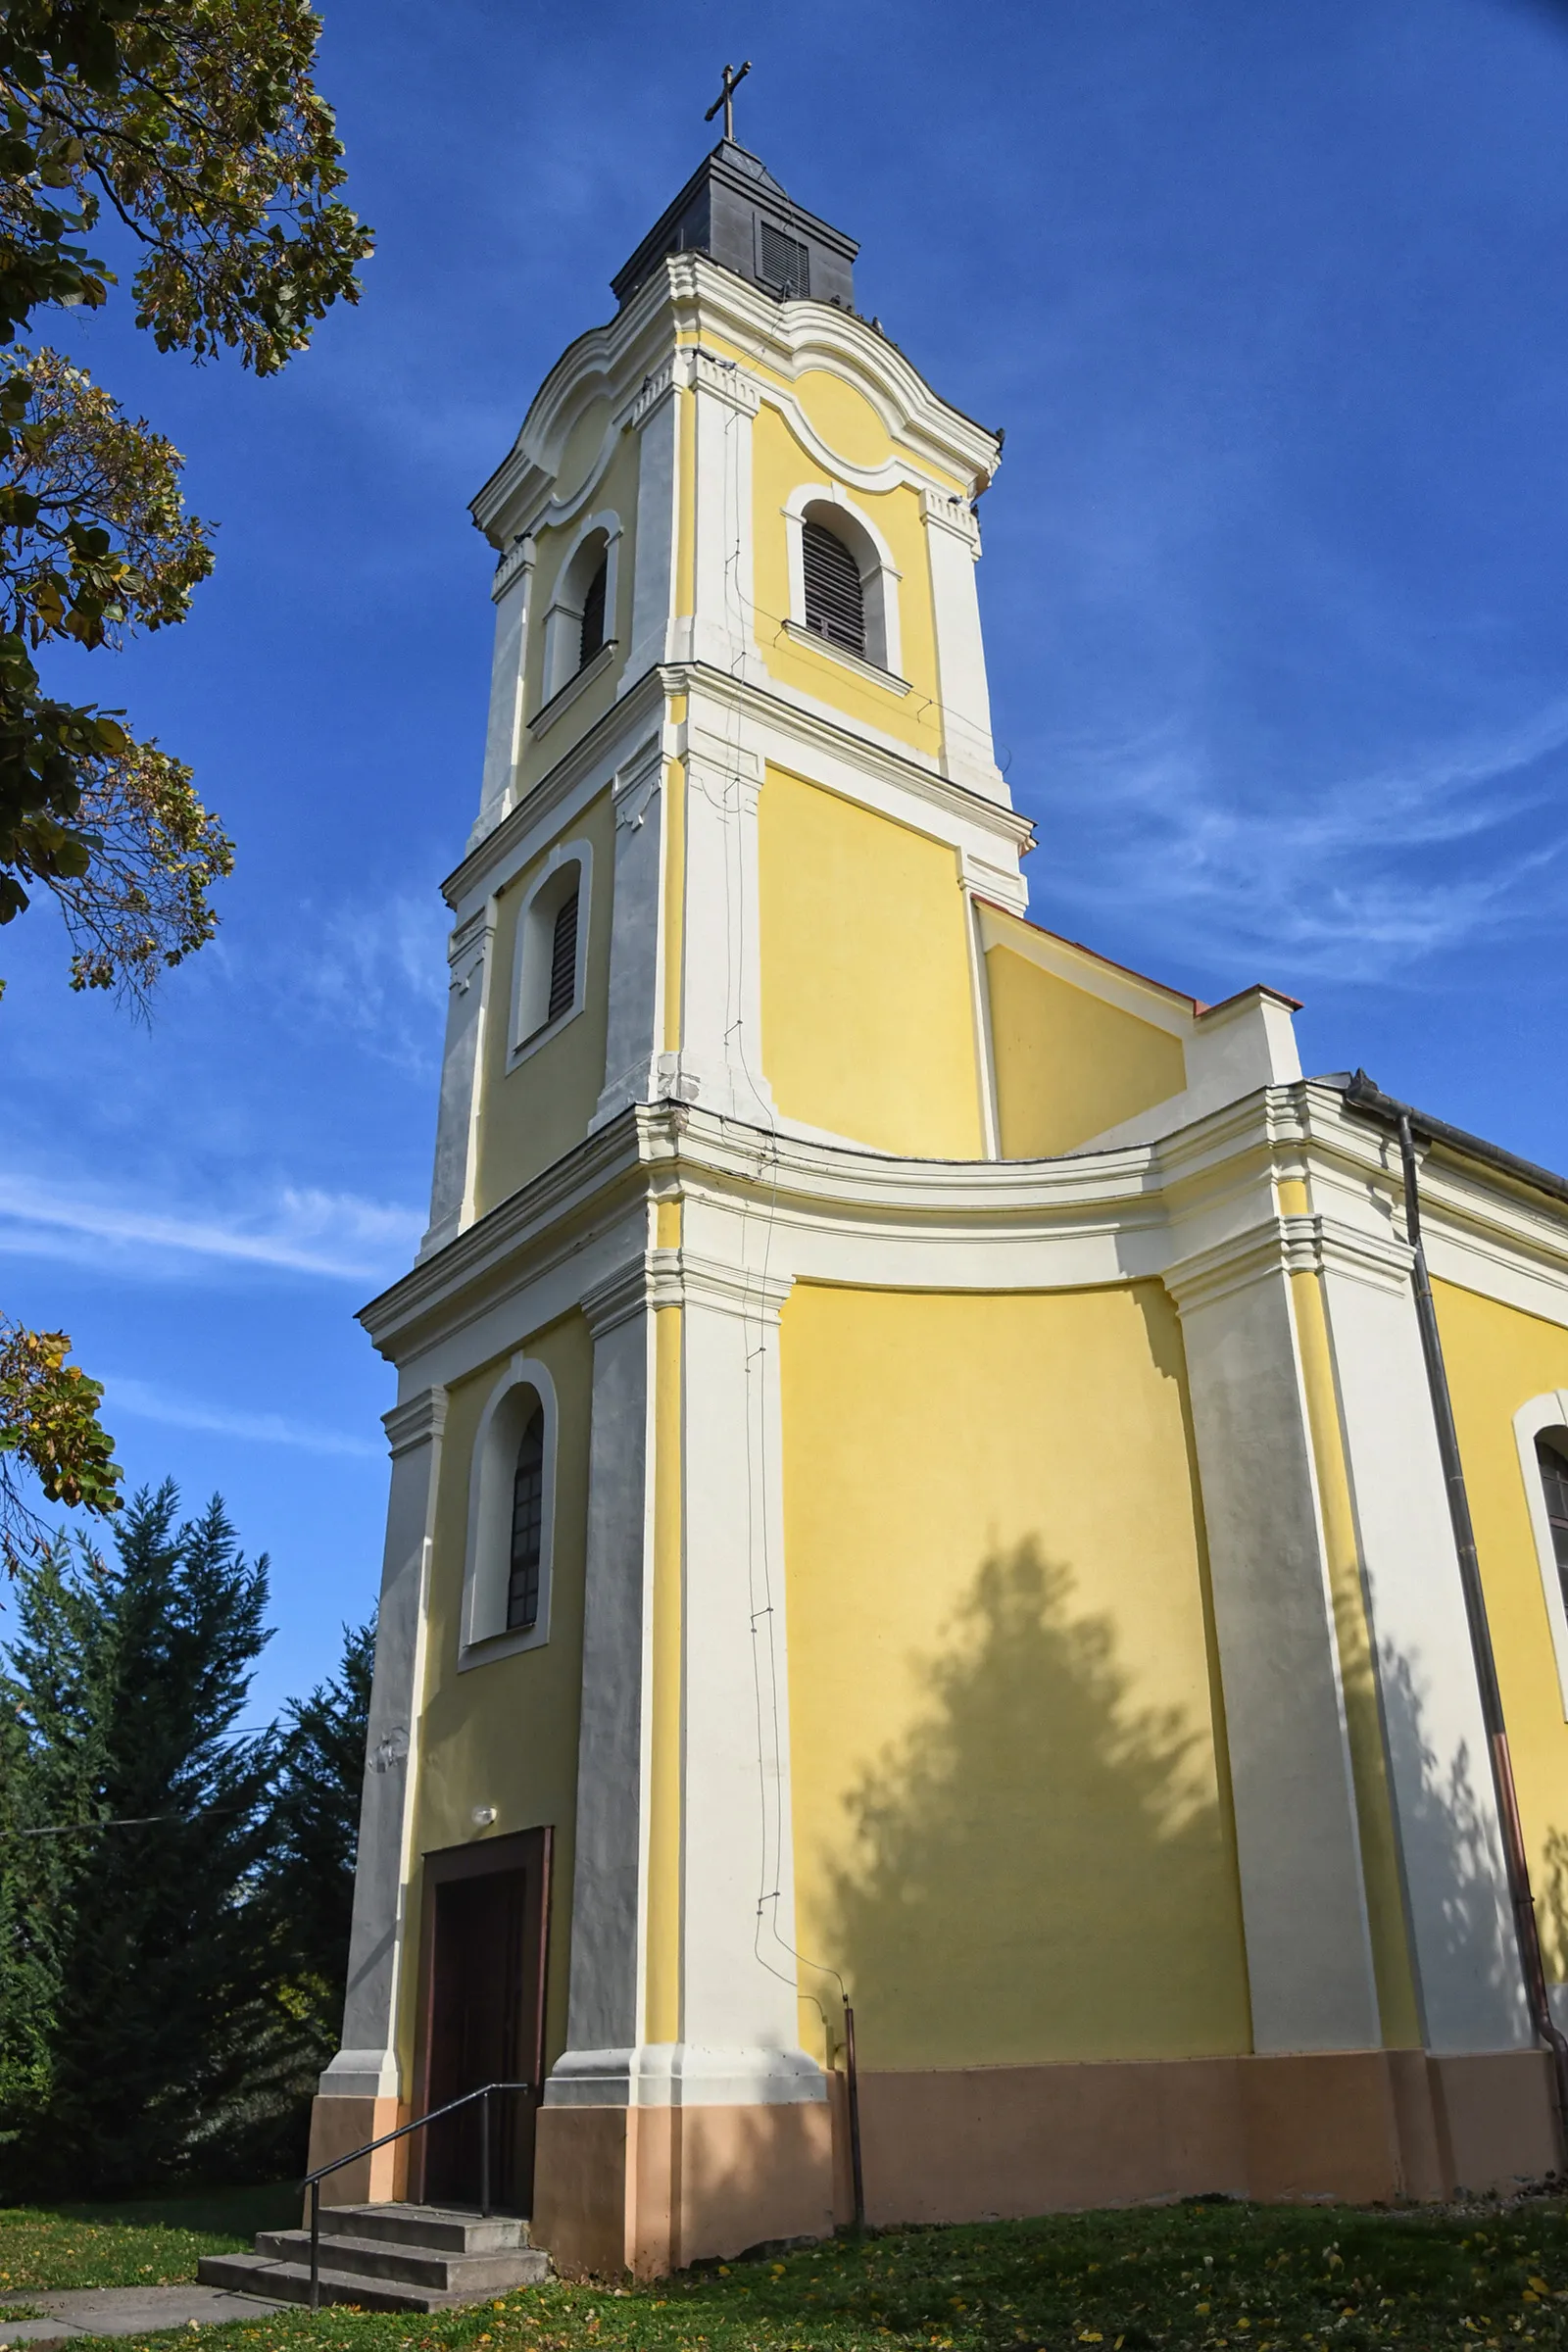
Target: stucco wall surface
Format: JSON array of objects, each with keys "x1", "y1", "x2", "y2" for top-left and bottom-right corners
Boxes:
[
  {"x1": 779, "y1": 1279, "x2": 1250, "y2": 2072},
  {"x1": 758, "y1": 767, "x2": 983, "y2": 1157},
  {"x1": 984, "y1": 933, "x2": 1188, "y2": 1158}
]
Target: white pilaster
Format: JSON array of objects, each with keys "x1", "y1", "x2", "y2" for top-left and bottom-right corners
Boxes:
[
  {"x1": 675, "y1": 1251, "x2": 815, "y2": 2096},
  {"x1": 1309, "y1": 1210, "x2": 1530, "y2": 2051},
  {"x1": 555, "y1": 1261, "x2": 658, "y2": 2072},
  {"x1": 664, "y1": 716, "x2": 774, "y2": 1124},
  {"x1": 1166, "y1": 1229, "x2": 1382, "y2": 2052},
  {"x1": 422, "y1": 904, "x2": 495, "y2": 1258},
  {"x1": 591, "y1": 745, "x2": 666, "y2": 1131},
  {"x1": 685, "y1": 350, "x2": 760, "y2": 680},
  {"x1": 320, "y1": 1386, "x2": 447, "y2": 2102},
  {"x1": 469, "y1": 538, "x2": 533, "y2": 847},
  {"x1": 920, "y1": 487, "x2": 1003, "y2": 804},
  {"x1": 545, "y1": 1247, "x2": 823, "y2": 2114},
  {"x1": 622, "y1": 363, "x2": 679, "y2": 684}
]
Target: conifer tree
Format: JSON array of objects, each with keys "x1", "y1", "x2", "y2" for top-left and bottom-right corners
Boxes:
[{"x1": 0, "y1": 1481, "x2": 275, "y2": 2194}]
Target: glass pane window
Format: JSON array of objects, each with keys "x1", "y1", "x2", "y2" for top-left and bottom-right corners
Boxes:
[{"x1": 1537, "y1": 1433, "x2": 1568, "y2": 1617}]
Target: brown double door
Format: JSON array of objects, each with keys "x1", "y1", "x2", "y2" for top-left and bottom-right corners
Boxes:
[{"x1": 415, "y1": 1829, "x2": 551, "y2": 2216}]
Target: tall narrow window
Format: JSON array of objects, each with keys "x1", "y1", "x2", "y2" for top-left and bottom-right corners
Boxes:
[
  {"x1": 546, "y1": 888, "x2": 578, "y2": 1025},
  {"x1": 509, "y1": 1405, "x2": 546, "y2": 1632},
  {"x1": 578, "y1": 555, "x2": 609, "y2": 669},
  {"x1": 1538, "y1": 1435, "x2": 1568, "y2": 1615},
  {"x1": 802, "y1": 519, "x2": 864, "y2": 656}
]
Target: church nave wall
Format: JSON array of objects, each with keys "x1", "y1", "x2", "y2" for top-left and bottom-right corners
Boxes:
[{"x1": 778, "y1": 1277, "x2": 1251, "y2": 2076}]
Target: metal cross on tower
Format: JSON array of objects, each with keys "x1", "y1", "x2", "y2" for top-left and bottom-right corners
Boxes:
[{"x1": 705, "y1": 59, "x2": 751, "y2": 143}]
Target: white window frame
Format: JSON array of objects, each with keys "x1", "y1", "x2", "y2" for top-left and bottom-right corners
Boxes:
[
  {"x1": 508, "y1": 835, "x2": 593, "y2": 1068},
  {"x1": 781, "y1": 482, "x2": 903, "y2": 677},
  {"x1": 460, "y1": 1352, "x2": 559, "y2": 1669},
  {"x1": 538, "y1": 511, "x2": 622, "y2": 706},
  {"x1": 1511, "y1": 1389, "x2": 1568, "y2": 1718}
]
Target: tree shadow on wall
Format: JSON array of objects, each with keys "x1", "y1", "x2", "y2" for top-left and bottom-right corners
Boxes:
[
  {"x1": 818, "y1": 1540, "x2": 1248, "y2": 2069},
  {"x1": 1372, "y1": 1642, "x2": 1529, "y2": 2045}
]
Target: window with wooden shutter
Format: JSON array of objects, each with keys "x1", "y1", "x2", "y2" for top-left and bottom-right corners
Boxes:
[
  {"x1": 578, "y1": 555, "x2": 608, "y2": 668},
  {"x1": 802, "y1": 518, "x2": 865, "y2": 656},
  {"x1": 508, "y1": 1404, "x2": 546, "y2": 1632},
  {"x1": 547, "y1": 888, "x2": 578, "y2": 1025}
]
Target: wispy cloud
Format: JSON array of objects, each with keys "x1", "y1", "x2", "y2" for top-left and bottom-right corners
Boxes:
[
  {"x1": 1038, "y1": 696, "x2": 1568, "y2": 983},
  {"x1": 286, "y1": 893, "x2": 451, "y2": 1074},
  {"x1": 104, "y1": 1375, "x2": 383, "y2": 1460},
  {"x1": 0, "y1": 1176, "x2": 423, "y2": 1282}
]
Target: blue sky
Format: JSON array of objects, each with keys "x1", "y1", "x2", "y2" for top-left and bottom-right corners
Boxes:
[{"x1": 4, "y1": 0, "x2": 1568, "y2": 1713}]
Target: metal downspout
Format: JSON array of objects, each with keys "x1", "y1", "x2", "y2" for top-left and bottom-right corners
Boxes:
[{"x1": 1393, "y1": 1112, "x2": 1568, "y2": 2150}]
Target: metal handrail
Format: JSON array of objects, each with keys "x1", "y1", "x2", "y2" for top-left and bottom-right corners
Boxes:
[{"x1": 302, "y1": 2080, "x2": 533, "y2": 2311}]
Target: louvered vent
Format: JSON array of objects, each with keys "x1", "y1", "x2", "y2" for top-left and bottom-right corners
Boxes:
[
  {"x1": 760, "y1": 221, "x2": 810, "y2": 299},
  {"x1": 547, "y1": 889, "x2": 579, "y2": 1024},
  {"x1": 802, "y1": 519, "x2": 865, "y2": 656},
  {"x1": 509, "y1": 1404, "x2": 545, "y2": 1632},
  {"x1": 578, "y1": 556, "x2": 608, "y2": 667}
]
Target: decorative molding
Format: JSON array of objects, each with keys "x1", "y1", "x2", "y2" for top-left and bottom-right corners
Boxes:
[
  {"x1": 626, "y1": 359, "x2": 675, "y2": 432},
  {"x1": 652, "y1": 1248, "x2": 793, "y2": 1325},
  {"x1": 580, "y1": 1256, "x2": 654, "y2": 1338},
  {"x1": 1282, "y1": 1212, "x2": 1412, "y2": 1297},
  {"x1": 688, "y1": 346, "x2": 762, "y2": 415},
  {"x1": 383, "y1": 1386, "x2": 448, "y2": 1457},
  {"x1": 920, "y1": 485, "x2": 982, "y2": 550},
  {"x1": 1164, "y1": 1223, "x2": 1295, "y2": 1317},
  {"x1": 492, "y1": 535, "x2": 534, "y2": 603},
  {"x1": 780, "y1": 619, "x2": 911, "y2": 695},
  {"x1": 612, "y1": 740, "x2": 662, "y2": 830}
]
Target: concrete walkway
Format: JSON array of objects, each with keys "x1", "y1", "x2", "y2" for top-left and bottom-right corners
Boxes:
[{"x1": 0, "y1": 2285, "x2": 284, "y2": 2344}]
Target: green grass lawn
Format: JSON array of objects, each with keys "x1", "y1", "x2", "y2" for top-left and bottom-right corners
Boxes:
[
  {"x1": 0, "y1": 2183, "x2": 298, "y2": 2291},
  {"x1": 4, "y1": 2192, "x2": 1568, "y2": 2349}
]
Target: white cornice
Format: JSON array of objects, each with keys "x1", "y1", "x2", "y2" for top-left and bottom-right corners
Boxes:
[{"x1": 442, "y1": 659, "x2": 1033, "y2": 913}]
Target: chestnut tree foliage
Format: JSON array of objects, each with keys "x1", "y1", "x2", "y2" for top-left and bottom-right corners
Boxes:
[{"x1": 0, "y1": 0, "x2": 371, "y2": 1560}]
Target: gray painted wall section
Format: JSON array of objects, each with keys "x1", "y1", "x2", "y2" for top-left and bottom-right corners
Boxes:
[{"x1": 319, "y1": 1386, "x2": 447, "y2": 2101}]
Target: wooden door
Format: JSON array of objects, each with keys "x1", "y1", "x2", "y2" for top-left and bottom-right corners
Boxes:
[{"x1": 414, "y1": 1829, "x2": 550, "y2": 2214}]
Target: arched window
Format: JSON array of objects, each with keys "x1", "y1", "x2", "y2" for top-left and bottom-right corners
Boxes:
[
  {"x1": 1537, "y1": 1434, "x2": 1568, "y2": 1615},
  {"x1": 461, "y1": 1356, "x2": 559, "y2": 1667},
  {"x1": 802, "y1": 517, "x2": 865, "y2": 656},
  {"x1": 536, "y1": 517, "x2": 620, "y2": 710},
  {"x1": 509, "y1": 1404, "x2": 546, "y2": 1631},
  {"x1": 509, "y1": 837, "x2": 592, "y2": 1062},
  {"x1": 578, "y1": 554, "x2": 608, "y2": 670}
]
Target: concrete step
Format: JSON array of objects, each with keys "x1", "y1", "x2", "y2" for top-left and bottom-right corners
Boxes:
[
  {"x1": 251, "y1": 2230, "x2": 541, "y2": 2294},
  {"x1": 197, "y1": 2245, "x2": 550, "y2": 2314},
  {"x1": 316, "y1": 2204, "x2": 530, "y2": 2256}
]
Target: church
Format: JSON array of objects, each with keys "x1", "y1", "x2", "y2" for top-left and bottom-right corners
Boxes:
[{"x1": 307, "y1": 125, "x2": 1568, "y2": 2276}]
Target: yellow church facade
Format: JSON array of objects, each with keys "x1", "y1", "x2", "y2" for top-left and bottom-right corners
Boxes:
[{"x1": 310, "y1": 140, "x2": 1568, "y2": 2275}]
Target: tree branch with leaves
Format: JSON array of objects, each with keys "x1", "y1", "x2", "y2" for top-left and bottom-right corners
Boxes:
[{"x1": 0, "y1": 0, "x2": 370, "y2": 1563}]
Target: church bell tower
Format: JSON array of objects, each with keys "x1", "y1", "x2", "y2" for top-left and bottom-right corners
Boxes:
[{"x1": 312, "y1": 126, "x2": 1033, "y2": 2275}]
